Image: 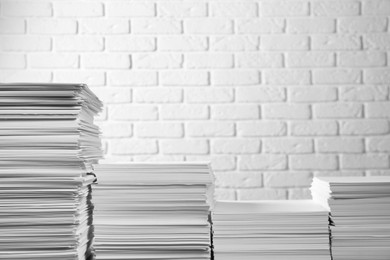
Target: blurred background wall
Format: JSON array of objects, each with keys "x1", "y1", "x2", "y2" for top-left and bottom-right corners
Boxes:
[{"x1": 0, "y1": 0, "x2": 389, "y2": 200}]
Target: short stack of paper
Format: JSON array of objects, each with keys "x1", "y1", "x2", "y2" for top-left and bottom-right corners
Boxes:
[
  {"x1": 311, "y1": 176, "x2": 390, "y2": 260},
  {"x1": 0, "y1": 83, "x2": 102, "y2": 260},
  {"x1": 212, "y1": 200, "x2": 331, "y2": 260},
  {"x1": 93, "y1": 163, "x2": 213, "y2": 260}
]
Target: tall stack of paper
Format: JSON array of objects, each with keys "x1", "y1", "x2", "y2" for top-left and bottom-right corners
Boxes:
[
  {"x1": 93, "y1": 163, "x2": 214, "y2": 260},
  {"x1": 0, "y1": 83, "x2": 102, "y2": 260},
  {"x1": 213, "y1": 200, "x2": 331, "y2": 260},
  {"x1": 311, "y1": 176, "x2": 390, "y2": 260}
]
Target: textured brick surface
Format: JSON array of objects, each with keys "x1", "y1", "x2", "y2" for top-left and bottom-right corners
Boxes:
[{"x1": 1, "y1": 0, "x2": 390, "y2": 200}]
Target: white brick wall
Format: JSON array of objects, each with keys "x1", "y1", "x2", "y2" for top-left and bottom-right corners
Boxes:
[{"x1": 1, "y1": 0, "x2": 389, "y2": 200}]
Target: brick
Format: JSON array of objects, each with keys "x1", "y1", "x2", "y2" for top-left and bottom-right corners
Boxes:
[
  {"x1": 109, "y1": 104, "x2": 158, "y2": 120},
  {"x1": 54, "y1": 71, "x2": 105, "y2": 86},
  {"x1": 339, "y1": 52, "x2": 386, "y2": 67},
  {"x1": 97, "y1": 122, "x2": 132, "y2": 138},
  {"x1": 95, "y1": 107, "x2": 107, "y2": 121},
  {"x1": 211, "y1": 36, "x2": 258, "y2": 51},
  {"x1": 0, "y1": 36, "x2": 51, "y2": 51},
  {"x1": 212, "y1": 139, "x2": 260, "y2": 154},
  {"x1": 316, "y1": 138, "x2": 364, "y2": 153},
  {"x1": 215, "y1": 172, "x2": 262, "y2": 188},
  {"x1": 0, "y1": 70, "x2": 51, "y2": 83},
  {"x1": 263, "y1": 138, "x2": 313, "y2": 154},
  {"x1": 288, "y1": 188, "x2": 311, "y2": 199},
  {"x1": 160, "y1": 139, "x2": 209, "y2": 154},
  {"x1": 264, "y1": 172, "x2": 312, "y2": 188},
  {"x1": 100, "y1": 155, "x2": 132, "y2": 163},
  {"x1": 367, "y1": 137, "x2": 390, "y2": 152},
  {"x1": 79, "y1": 18, "x2": 129, "y2": 34},
  {"x1": 158, "y1": 36, "x2": 207, "y2": 51},
  {"x1": 263, "y1": 104, "x2": 311, "y2": 119},
  {"x1": 290, "y1": 120, "x2": 338, "y2": 136},
  {"x1": 237, "y1": 18, "x2": 284, "y2": 34},
  {"x1": 29, "y1": 53, "x2": 78, "y2": 69},
  {"x1": 133, "y1": 155, "x2": 184, "y2": 162},
  {"x1": 237, "y1": 189, "x2": 287, "y2": 200},
  {"x1": 260, "y1": 1, "x2": 309, "y2": 16},
  {"x1": 106, "y1": 2, "x2": 155, "y2": 17},
  {"x1": 237, "y1": 121, "x2": 287, "y2": 137},
  {"x1": 286, "y1": 51, "x2": 335, "y2": 68},
  {"x1": 132, "y1": 18, "x2": 182, "y2": 34},
  {"x1": 92, "y1": 87, "x2": 131, "y2": 103},
  {"x1": 135, "y1": 122, "x2": 183, "y2": 138},
  {"x1": 161, "y1": 105, "x2": 209, "y2": 120},
  {"x1": 211, "y1": 2, "x2": 257, "y2": 17},
  {"x1": 290, "y1": 155, "x2": 338, "y2": 170},
  {"x1": 364, "y1": 34, "x2": 390, "y2": 50},
  {"x1": 212, "y1": 70, "x2": 260, "y2": 86},
  {"x1": 287, "y1": 18, "x2": 335, "y2": 34},
  {"x1": 339, "y1": 86, "x2": 388, "y2": 101},
  {"x1": 185, "y1": 88, "x2": 233, "y2": 103},
  {"x1": 364, "y1": 69, "x2": 390, "y2": 84},
  {"x1": 111, "y1": 139, "x2": 157, "y2": 155},
  {"x1": 366, "y1": 170, "x2": 390, "y2": 177},
  {"x1": 187, "y1": 155, "x2": 236, "y2": 171},
  {"x1": 55, "y1": 2, "x2": 103, "y2": 17},
  {"x1": 215, "y1": 188, "x2": 236, "y2": 200},
  {"x1": 29, "y1": 19, "x2": 77, "y2": 34},
  {"x1": 108, "y1": 71, "x2": 158, "y2": 86},
  {"x1": 314, "y1": 171, "x2": 365, "y2": 178},
  {"x1": 212, "y1": 105, "x2": 259, "y2": 120},
  {"x1": 133, "y1": 88, "x2": 182, "y2": 103},
  {"x1": 186, "y1": 122, "x2": 235, "y2": 137},
  {"x1": 82, "y1": 54, "x2": 130, "y2": 69},
  {"x1": 55, "y1": 36, "x2": 104, "y2": 51},
  {"x1": 157, "y1": 2, "x2": 207, "y2": 17},
  {"x1": 0, "y1": 18, "x2": 25, "y2": 34},
  {"x1": 363, "y1": 0, "x2": 390, "y2": 15},
  {"x1": 261, "y1": 35, "x2": 309, "y2": 50},
  {"x1": 211, "y1": 156, "x2": 236, "y2": 171},
  {"x1": 313, "y1": 69, "x2": 361, "y2": 84},
  {"x1": 236, "y1": 53, "x2": 283, "y2": 68},
  {"x1": 236, "y1": 87, "x2": 285, "y2": 102},
  {"x1": 160, "y1": 70, "x2": 209, "y2": 86},
  {"x1": 264, "y1": 69, "x2": 310, "y2": 85},
  {"x1": 2, "y1": 1, "x2": 52, "y2": 16},
  {"x1": 341, "y1": 154, "x2": 389, "y2": 169},
  {"x1": 340, "y1": 119, "x2": 389, "y2": 135},
  {"x1": 185, "y1": 53, "x2": 233, "y2": 69},
  {"x1": 365, "y1": 102, "x2": 390, "y2": 118},
  {"x1": 184, "y1": 19, "x2": 233, "y2": 34},
  {"x1": 339, "y1": 17, "x2": 387, "y2": 33},
  {"x1": 106, "y1": 36, "x2": 155, "y2": 52},
  {"x1": 312, "y1": 35, "x2": 361, "y2": 50},
  {"x1": 289, "y1": 86, "x2": 337, "y2": 102},
  {"x1": 239, "y1": 155, "x2": 287, "y2": 170},
  {"x1": 0, "y1": 53, "x2": 25, "y2": 69},
  {"x1": 312, "y1": 1, "x2": 360, "y2": 16},
  {"x1": 133, "y1": 53, "x2": 182, "y2": 69},
  {"x1": 313, "y1": 103, "x2": 363, "y2": 119}
]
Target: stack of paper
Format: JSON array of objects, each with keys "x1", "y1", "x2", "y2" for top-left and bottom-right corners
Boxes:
[
  {"x1": 0, "y1": 83, "x2": 102, "y2": 260},
  {"x1": 311, "y1": 176, "x2": 390, "y2": 260},
  {"x1": 92, "y1": 163, "x2": 214, "y2": 260},
  {"x1": 212, "y1": 200, "x2": 331, "y2": 260}
]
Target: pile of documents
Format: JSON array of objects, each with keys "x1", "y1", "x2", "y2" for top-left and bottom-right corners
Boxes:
[
  {"x1": 92, "y1": 163, "x2": 214, "y2": 260},
  {"x1": 212, "y1": 200, "x2": 331, "y2": 260},
  {"x1": 0, "y1": 83, "x2": 102, "y2": 259},
  {"x1": 311, "y1": 176, "x2": 390, "y2": 260}
]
